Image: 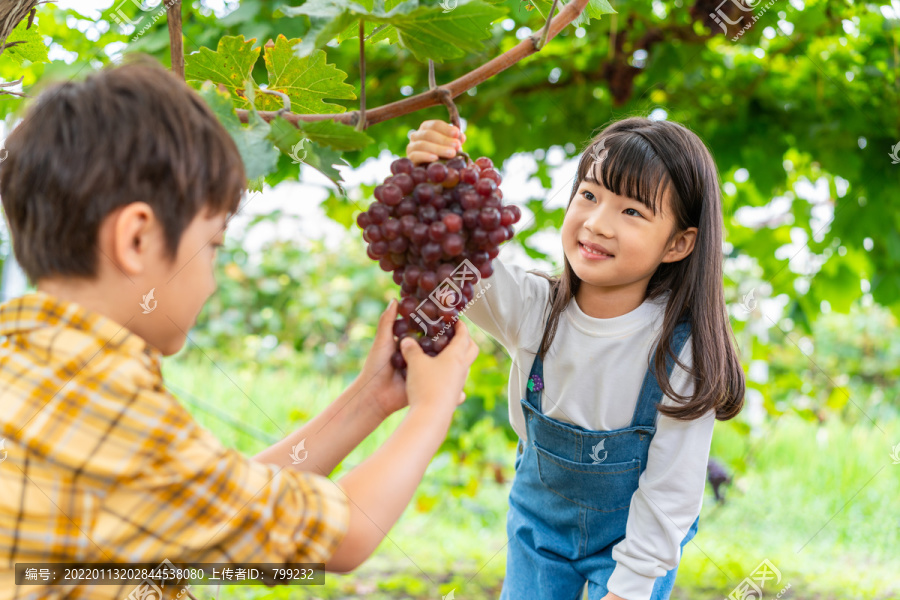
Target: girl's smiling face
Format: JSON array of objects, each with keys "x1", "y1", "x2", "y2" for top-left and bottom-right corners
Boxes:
[{"x1": 561, "y1": 174, "x2": 696, "y2": 296}]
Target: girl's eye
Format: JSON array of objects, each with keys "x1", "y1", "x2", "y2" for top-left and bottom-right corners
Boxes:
[
  {"x1": 624, "y1": 208, "x2": 643, "y2": 218},
  {"x1": 581, "y1": 190, "x2": 596, "y2": 202}
]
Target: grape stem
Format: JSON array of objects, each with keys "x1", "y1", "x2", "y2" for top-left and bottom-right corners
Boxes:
[
  {"x1": 534, "y1": 0, "x2": 560, "y2": 51},
  {"x1": 428, "y1": 60, "x2": 437, "y2": 90},
  {"x1": 429, "y1": 61, "x2": 465, "y2": 138},
  {"x1": 235, "y1": 0, "x2": 591, "y2": 128}
]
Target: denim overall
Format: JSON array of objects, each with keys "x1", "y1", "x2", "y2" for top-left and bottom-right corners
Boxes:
[{"x1": 500, "y1": 318, "x2": 699, "y2": 600}]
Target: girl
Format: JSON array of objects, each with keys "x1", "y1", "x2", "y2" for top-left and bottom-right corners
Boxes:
[{"x1": 406, "y1": 117, "x2": 745, "y2": 600}]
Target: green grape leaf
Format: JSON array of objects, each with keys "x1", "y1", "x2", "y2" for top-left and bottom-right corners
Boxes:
[
  {"x1": 198, "y1": 81, "x2": 279, "y2": 185},
  {"x1": 531, "y1": 0, "x2": 616, "y2": 27},
  {"x1": 0, "y1": 19, "x2": 49, "y2": 66},
  {"x1": 258, "y1": 35, "x2": 357, "y2": 114},
  {"x1": 386, "y1": 1, "x2": 508, "y2": 62},
  {"x1": 185, "y1": 35, "x2": 260, "y2": 102},
  {"x1": 295, "y1": 119, "x2": 374, "y2": 151},
  {"x1": 279, "y1": 0, "x2": 505, "y2": 62},
  {"x1": 268, "y1": 116, "x2": 349, "y2": 193}
]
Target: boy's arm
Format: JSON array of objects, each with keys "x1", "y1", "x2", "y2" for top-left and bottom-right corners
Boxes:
[
  {"x1": 254, "y1": 299, "x2": 417, "y2": 475},
  {"x1": 326, "y1": 401, "x2": 455, "y2": 571},
  {"x1": 251, "y1": 378, "x2": 388, "y2": 475},
  {"x1": 327, "y1": 324, "x2": 478, "y2": 571}
]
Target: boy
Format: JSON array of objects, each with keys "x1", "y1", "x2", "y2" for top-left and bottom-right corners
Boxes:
[{"x1": 0, "y1": 59, "x2": 478, "y2": 599}]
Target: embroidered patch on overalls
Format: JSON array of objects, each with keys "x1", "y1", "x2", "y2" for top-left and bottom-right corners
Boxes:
[{"x1": 527, "y1": 374, "x2": 543, "y2": 392}]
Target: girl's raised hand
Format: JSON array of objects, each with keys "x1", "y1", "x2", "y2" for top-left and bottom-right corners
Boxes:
[{"x1": 406, "y1": 120, "x2": 467, "y2": 165}]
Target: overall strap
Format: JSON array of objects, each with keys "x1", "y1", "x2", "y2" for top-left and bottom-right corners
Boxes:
[
  {"x1": 630, "y1": 319, "x2": 693, "y2": 429},
  {"x1": 523, "y1": 306, "x2": 553, "y2": 413}
]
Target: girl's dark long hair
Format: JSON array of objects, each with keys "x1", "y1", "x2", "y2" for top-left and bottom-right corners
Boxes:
[{"x1": 530, "y1": 116, "x2": 744, "y2": 421}]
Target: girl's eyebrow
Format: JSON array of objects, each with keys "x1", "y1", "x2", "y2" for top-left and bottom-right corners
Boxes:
[{"x1": 580, "y1": 178, "x2": 646, "y2": 205}]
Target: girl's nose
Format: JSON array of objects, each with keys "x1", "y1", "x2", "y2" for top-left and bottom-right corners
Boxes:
[{"x1": 583, "y1": 205, "x2": 615, "y2": 238}]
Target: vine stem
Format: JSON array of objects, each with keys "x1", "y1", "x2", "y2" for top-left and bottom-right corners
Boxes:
[
  {"x1": 356, "y1": 19, "x2": 366, "y2": 132},
  {"x1": 235, "y1": 0, "x2": 590, "y2": 129},
  {"x1": 167, "y1": 0, "x2": 184, "y2": 79}
]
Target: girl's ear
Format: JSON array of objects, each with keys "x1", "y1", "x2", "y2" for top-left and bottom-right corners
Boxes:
[{"x1": 662, "y1": 227, "x2": 698, "y2": 263}]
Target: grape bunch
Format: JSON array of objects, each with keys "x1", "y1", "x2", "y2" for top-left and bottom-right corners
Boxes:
[{"x1": 356, "y1": 154, "x2": 522, "y2": 378}]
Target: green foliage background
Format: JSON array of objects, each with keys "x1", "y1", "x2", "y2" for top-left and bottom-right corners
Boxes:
[{"x1": 1, "y1": 0, "x2": 899, "y2": 596}]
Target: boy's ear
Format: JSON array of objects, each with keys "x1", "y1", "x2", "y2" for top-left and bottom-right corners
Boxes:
[{"x1": 105, "y1": 202, "x2": 162, "y2": 276}]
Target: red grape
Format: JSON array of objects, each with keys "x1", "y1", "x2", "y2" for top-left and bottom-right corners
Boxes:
[
  {"x1": 442, "y1": 233, "x2": 464, "y2": 256},
  {"x1": 419, "y1": 270, "x2": 438, "y2": 292},
  {"x1": 368, "y1": 202, "x2": 389, "y2": 224},
  {"x1": 460, "y1": 168, "x2": 479, "y2": 185},
  {"x1": 479, "y1": 208, "x2": 501, "y2": 230},
  {"x1": 382, "y1": 184, "x2": 403, "y2": 206},
  {"x1": 393, "y1": 173, "x2": 415, "y2": 195},
  {"x1": 428, "y1": 221, "x2": 447, "y2": 242},
  {"x1": 475, "y1": 178, "x2": 496, "y2": 196},
  {"x1": 442, "y1": 167, "x2": 460, "y2": 188},
  {"x1": 427, "y1": 162, "x2": 448, "y2": 183},
  {"x1": 480, "y1": 168, "x2": 502, "y2": 184},
  {"x1": 397, "y1": 198, "x2": 418, "y2": 216},
  {"x1": 364, "y1": 224, "x2": 384, "y2": 242},
  {"x1": 382, "y1": 217, "x2": 402, "y2": 240},
  {"x1": 412, "y1": 167, "x2": 428, "y2": 184},
  {"x1": 475, "y1": 156, "x2": 493, "y2": 169},
  {"x1": 443, "y1": 213, "x2": 463, "y2": 233},
  {"x1": 391, "y1": 157, "x2": 414, "y2": 175}
]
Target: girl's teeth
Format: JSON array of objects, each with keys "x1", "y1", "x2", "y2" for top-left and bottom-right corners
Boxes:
[{"x1": 581, "y1": 243, "x2": 609, "y2": 256}]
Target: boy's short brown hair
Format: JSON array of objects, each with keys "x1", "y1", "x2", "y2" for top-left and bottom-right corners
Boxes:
[{"x1": 0, "y1": 57, "x2": 246, "y2": 283}]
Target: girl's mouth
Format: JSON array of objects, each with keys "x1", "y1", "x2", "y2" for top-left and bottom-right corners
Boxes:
[{"x1": 578, "y1": 241, "x2": 614, "y2": 260}]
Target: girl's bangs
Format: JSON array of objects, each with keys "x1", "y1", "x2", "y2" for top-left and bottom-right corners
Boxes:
[{"x1": 575, "y1": 133, "x2": 672, "y2": 216}]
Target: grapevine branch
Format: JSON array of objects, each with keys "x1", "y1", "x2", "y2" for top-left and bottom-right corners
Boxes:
[
  {"x1": 167, "y1": 0, "x2": 184, "y2": 80},
  {"x1": 235, "y1": 0, "x2": 590, "y2": 129},
  {"x1": 356, "y1": 19, "x2": 366, "y2": 132}
]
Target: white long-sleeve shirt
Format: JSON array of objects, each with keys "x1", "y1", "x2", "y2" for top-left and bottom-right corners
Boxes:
[{"x1": 463, "y1": 257, "x2": 714, "y2": 600}]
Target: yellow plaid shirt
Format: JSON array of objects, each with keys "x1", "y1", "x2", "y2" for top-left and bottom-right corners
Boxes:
[{"x1": 0, "y1": 292, "x2": 350, "y2": 599}]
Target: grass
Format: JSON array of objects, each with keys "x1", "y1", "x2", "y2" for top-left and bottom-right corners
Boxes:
[{"x1": 161, "y1": 354, "x2": 900, "y2": 599}]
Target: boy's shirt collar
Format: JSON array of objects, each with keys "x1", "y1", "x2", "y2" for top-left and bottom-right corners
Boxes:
[{"x1": 0, "y1": 291, "x2": 163, "y2": 371}]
